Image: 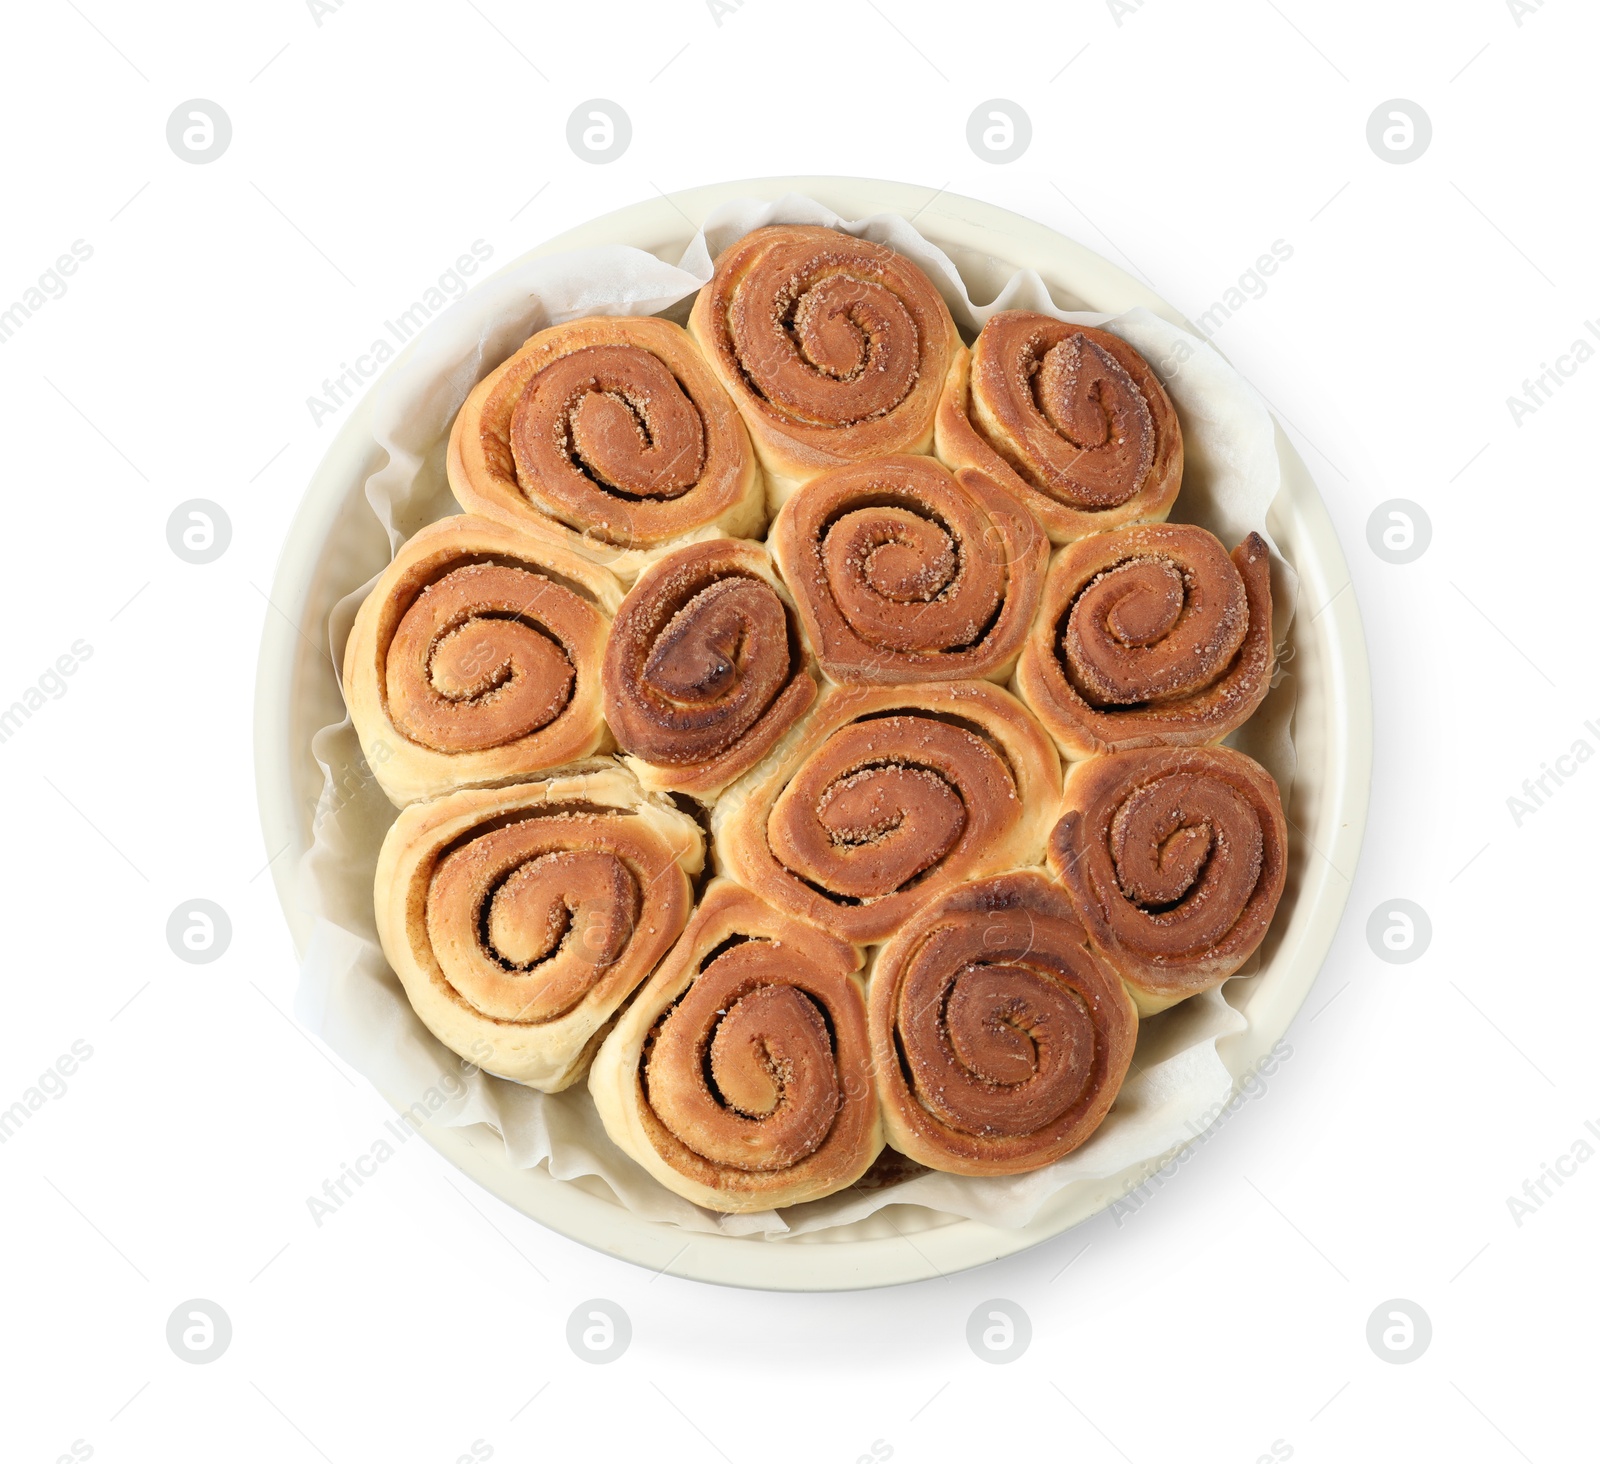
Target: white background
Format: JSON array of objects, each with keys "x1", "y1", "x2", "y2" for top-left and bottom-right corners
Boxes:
[{"x1": 1, "y1": 1, "x2": 1592, "y2": 1460}]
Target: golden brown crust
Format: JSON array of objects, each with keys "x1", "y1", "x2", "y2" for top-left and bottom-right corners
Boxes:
[
  {"x1": 688, "y1": 226, "x2": 960, "y2": 506},
  {"x1": 869, "y1": 871, "x2": 1137, "y2": 1175},
  {"x1": 1048, "y1": 746, "x2": 1288, "y2": 1014},
  {"x1": 343, "y1": 515, "x2": 623, "y2": 806},
  {"x1": 373, "y1": 765, "x2": 704, "y2": 1091},
  {"x1": 446, "y1": 315, "x2": 763, "y2": 581},
  {"x1": 600, "y1": 539, "x2": 818, "y2": 800},
  {"x1": 588, "y1": 879, "x2": 880, "y2": 1212},
  {"x1": 1014, "y1": 522, "x2": 1274, "y2": 761},
  {"x1": 712, "y1": 680, "x2": 1060, "y2": 945},
  {"x1": 935, "y1": 315, "x2": 1182, "y2": 544},
  {"x1": 769, "y1": 454, "x2": 1047, "y2": 685}
]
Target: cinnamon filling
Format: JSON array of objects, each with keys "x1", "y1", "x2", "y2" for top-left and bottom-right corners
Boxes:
[
  {"x1": 973, "y1": 318, "x2": 1156, "y2": 508},
  {"x1": 602, "y1": 545, "x2": 813, "y2": 772},
  {"x1": 1101, "y1": 770, "x2": 1266, "y2": 957},
  {"x1": 511, "y1": 344, "x2": 708, "y2": 507},
  {"x1": 883, "y1": 890, "x2": 1127, "y2": 1148},
  {"x1": 425, "y1": 814, "x2": 644, "y2": 1023},
  {"x1": 645, "y1": 942, "x2": 842, "y2": 1172},
  {"x1": 385, "y1": 562, "x2": 589, "y2": 752},
  {"x1": 767, "y1": 715, "x2": 1013, "y2": 903},
  {"x1": 1059, "y1": 538, "x2": 1250, "y2": 708},
  {"x1": 730, "y1": 254, "x2": 921, "y2": 425}
]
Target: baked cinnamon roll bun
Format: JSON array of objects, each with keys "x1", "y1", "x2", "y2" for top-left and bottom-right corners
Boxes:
[
  {"x1": 713, "y1": 680, "x2": 1059, "y2": 945},
  {"x1": 447, "y1": 315, "x2": 763, "y2": 581},
  {"x1": 936, "y1": 313, "x2": 1182, "y2": 544},
  {"x1": 589, "y1": 879, "x2": 879, "y2": 1212},
  {"x1": 869, "y1": 871, "x2": 1137, "y2": 1175},
  {"x1": 601, "y1": 538, "x2": 816, "y2": 800},
  {"x1": 1015, "y1": 522, "x2": 1273, "y2": 760},
  {"x1": 689, "y1": 225, "x2": 960, "y2": 506},
  {"x1": 374, "y1": 764, "x2": 703, "y2": 1090},
  {"x1": 1048, "y1": 746, "x2": 1288, "y2": 1014},
  {"x1": 769, "y1": 454, "x2": 1046, "y2": 685},
  {"x1": 343, "y1": 515, "x2": 621, "y2": 806}
]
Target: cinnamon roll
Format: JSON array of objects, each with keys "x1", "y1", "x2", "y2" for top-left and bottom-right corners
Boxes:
[
  {"x1": 936, "y1": 313, "x2": 1183, "y2": 544},
  {"x1": 869, "y1": 871, "x2": 1137, "y2": 1176},
  {"x1": 714, "y1": 680, "x2": 1060, "y2": 945},
  {"x1": 1048, "y1": 746, "x2": 1288, "y2": 1014},
  {"x1": 1014, "y1": 522, "x2": 1274, "y2": 761},
  {"x1": 446, "y1": 315, "x2": 763, "y2": 581},
  {"x1": 688, "y1": 226, "x2": 960, "y2": 507},
  {"x1": 343, "y1": 515, "x2": 622, "y2": 806},
  {"x1": 770, "y1": 455, "x2": 1046, "y2": 685},
  {"x1": 589, "y1": 879, "x2": 880, "y2": 1212},
  {"x1": 374, "y1": 763, "x2": 703, "y2": 1091},
  {"x1": 601, "y1": 539, "x2": 817, "y2": 800}
]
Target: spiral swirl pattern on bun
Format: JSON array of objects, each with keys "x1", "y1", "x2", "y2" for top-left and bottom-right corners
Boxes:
[
  {"x1": 689, "y1": 226, "x2": 960, "y2": 504},
  {"x1": 374, "y1": 765, "x2": 703, "y2": 1090},
  {"x1": 714, "y1": 680, "x2": 1059, "y2": 944},
  {"x1": 869, "y1": 872, "x2": 1137, "y2": 1174},
  {"x1": 936, "y1": 313, "x2": 1183, "y2": 544},
  {"x1": 602, "y1": 539, "x2": 816, "y2": 799},
  {"x1": 770, "y1": 454, "x2": 1046, "y2": 684},
  {"x1": 1016, "y1": 522, "x2": 1273, "y2": 760},
  {"x1": 344, "y1": 515, "x2": 622, "y2": 806},
  {"x1": 1048, "y1": 745, "x2": 1288, "y2": 1013},
  {"x1": 589, "y1": 880, "x2": 879, "y2": 1211},
  {"x1": 448, "y1": 315, "x2": 763, "y2": 580}
]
